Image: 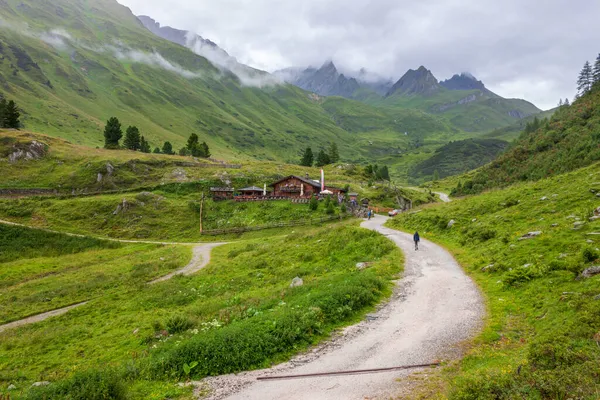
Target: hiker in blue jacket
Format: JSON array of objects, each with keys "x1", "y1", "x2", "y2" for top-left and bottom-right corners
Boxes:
[{"x1": 413, "y1": 231, "x2": 420, "y2": 250}]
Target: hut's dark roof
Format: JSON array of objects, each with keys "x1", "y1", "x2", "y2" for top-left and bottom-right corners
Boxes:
[
  {"x1": 239, "y1": 186, "x2": 265, "y2": 192},
  {"x1": 269, "y1": 175, "x2": 321, "y2": 188}
]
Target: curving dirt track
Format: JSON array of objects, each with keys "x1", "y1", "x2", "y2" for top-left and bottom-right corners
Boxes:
[{"x1": 200, "y1": 215, "x2": 483, "y2": 400}]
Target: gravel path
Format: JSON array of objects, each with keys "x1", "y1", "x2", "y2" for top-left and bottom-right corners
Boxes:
[
  {"x1": 199, "y1": 214, "x2": 483, "y2": 400},
  {"x1": 149, "y1": 242, "x2": 226, "y2": 284},
  {"x1": 0, "y1": 218, "x2": 226, "y2": 331},
  {"x1": 0, "y1": 302, "x2": 88, "y2": 333}
]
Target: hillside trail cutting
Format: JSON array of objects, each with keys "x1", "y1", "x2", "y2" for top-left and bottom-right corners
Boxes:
[
  {"x1": 0, "y1": 218, "x2": 226, "y2": 331},
  {"x1": 199, "y1": 214, "x2": 483, "y2": 400}
]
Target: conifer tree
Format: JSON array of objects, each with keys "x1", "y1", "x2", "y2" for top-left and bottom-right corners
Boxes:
[
  {"x1": 315, "y1": 149, "x2": 330, "y2": 167},
  {"x1": 564, "y1": 98, "x2": 570, "y2": 106},
  {"x1": 103, "y1": 117, "x2": 122, "y2": 149},
  {"x1": 300, "y1": 147, "x2": 314, "y2": 167},
  {"x1": 593, "y1": 53, "x2": 600, "y2": 85},
  {"x1": 186, "y1": 133, "x2": 199, "y2": 152},
  {"x1": 199, "y1": 142, "x2": 210, "y2": 158},
  {"x1": 153, "y1": 147, "x2": 161, "y2": 154},
  {"x1": 140, "y1": 136, "x2": 151, "y2": 153},
  {"x1": 123, "y1": 126, "x2": 141, "y2": 151},
  {"x1": 162, "y1": 141, "x2": 173, "y2": 155},
  {"x1": 433, "y1": 169, "x2": 440, "y2": 181},
  {"x1": 4, "y1": 100, "x2": 20, "y2": 129},
  {"x1": 328, "y1": 142, "x2": 340, "y2": 163},
  {"x1": 0, "y1": 98, "x2": 6, "y2": 128},
  {"x1": 577, "y1": 61, "x2": 593, "y2": 95},
  {"x1": 381, "y1": 166, "x2": 390, "y2": 181}
]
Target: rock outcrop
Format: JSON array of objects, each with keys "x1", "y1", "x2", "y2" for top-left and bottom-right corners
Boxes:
[{"x1": 8, "y1": 141, "x2": 47, "y2": 163}]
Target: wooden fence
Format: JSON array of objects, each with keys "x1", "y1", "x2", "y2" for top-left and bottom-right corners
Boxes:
[{"x1": 201, "y1": 214, "x2": 350, "y2": 236}]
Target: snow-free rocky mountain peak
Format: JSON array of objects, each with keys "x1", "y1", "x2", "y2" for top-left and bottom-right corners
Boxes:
[{"x1": 385, "y1": 66, "x2": 442, "y2": 97}]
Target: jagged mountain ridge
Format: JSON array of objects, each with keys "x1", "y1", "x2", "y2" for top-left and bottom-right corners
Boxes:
[
  {"x1": 137, "y1": 15, "x2": 222, "y2": 51},
  {"x1": 276, "y1": 61, "x2": 363, "y2": 98},
  {"x1": 385, "y1": 66, "x2": 441, "y2": 97},
  {"x1": 440, "y1": 72, "x2": 488, "y2": 92}
]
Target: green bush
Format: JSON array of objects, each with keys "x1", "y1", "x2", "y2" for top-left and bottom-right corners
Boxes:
[
  {"x1": 309, "y1": 196, "x2": 318, "y2": 211},
  {"x1": 26, "y1": 370, "x2": 127, "y2": 400},
  {"x1": 166, "y1": 315, "x2": 194, "y2": 334},
  {"x1": 581, "y1": 247, "x2": 599, "y2": 263},
  {"x1": 149, "y1": 273, "x2": 386, "y2": 379}
]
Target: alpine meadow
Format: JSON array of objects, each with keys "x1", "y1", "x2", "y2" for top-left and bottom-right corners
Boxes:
[{"x1": 1, "y1": 0, "x2": 599, "y2": 399}]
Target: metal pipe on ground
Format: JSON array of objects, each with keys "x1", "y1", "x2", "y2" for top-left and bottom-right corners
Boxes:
[{"x1": 256, "y1": 362, "x2": 440, "y2": 381}]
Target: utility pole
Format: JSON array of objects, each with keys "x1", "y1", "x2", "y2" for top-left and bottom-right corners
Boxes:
[{"x1": 199, "y1": 192, "x2": 204, "y2": 234}]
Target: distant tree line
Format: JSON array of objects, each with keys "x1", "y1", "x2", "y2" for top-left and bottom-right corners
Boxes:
[
  {"x1": 300, "y1": 142, "x2": 339, "y2": 167},
  {"x1": 576, "y1": 53, "x2": 600, "y2": 98},
  {"x1": 103, "y1": 117, "x2": 209, "y2": 158},
  {"x1": 0, "y1": 97, "x2": 21, "y2": 129}
]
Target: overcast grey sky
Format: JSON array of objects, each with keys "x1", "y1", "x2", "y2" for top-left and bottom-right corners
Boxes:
[{"x1": 120, "y1": 0, "x2": 599, "y2": 110}]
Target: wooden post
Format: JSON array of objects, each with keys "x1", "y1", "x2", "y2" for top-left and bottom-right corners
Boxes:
[{"x1": 199, "y1": 192, "x2": 204, "y2": 234}]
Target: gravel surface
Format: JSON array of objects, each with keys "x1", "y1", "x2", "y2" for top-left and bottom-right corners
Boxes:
[
  {"x1": 149, "y1": 242, "x2": 226, "y2": 284},
  {"x1": 0, "y1": 302, "x2": 88, "y2": 333},
  {"x1": 198, "y1": 215, "x2": 484, "y2": 400}
]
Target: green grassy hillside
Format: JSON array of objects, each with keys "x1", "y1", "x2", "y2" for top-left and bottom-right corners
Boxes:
[
  {"x1": 484, "y1": 108, "x2": 557, "y2": 141},
  {"x1": 453, "y1": 87, "x2": 600, "y2": 195},
  {"x1": 0, "y1": 0, "x2": 381, "y2": 163},
  {"x1": 409, "y1": 138, "x2": 509, "y2": 183},
  {"x1": 0, "y1": 0, "x2": 545, "y2": 182},
  {"x1": 0, "y1": 221, "x2": 402, "y2": 399},
  {"x1": 388, "y1": 163, "x2": 600, "y2": 399},
  {"x1": 371, "y1": 89, "x2": 541, "y2": 133}
]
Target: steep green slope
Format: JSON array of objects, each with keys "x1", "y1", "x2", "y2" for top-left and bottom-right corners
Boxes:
[
  {"x1": 484, "y1": 108, "x2": 557, "y2": 141},
  {"x1": 388, "y1": 162, "x2": 600, "y2": 399},
  {"x1": 409, "y1": 138, "x2": 509, "y2": 182},
  {"x1": 371, "y1": 87, "x2": 541, "y2": 133},
  {"x1": 454, "y1": 87, "x2": 600, "y2": 195},
  {"x1": 0, "y1": 0, "x2": 392, "y2": 163}
]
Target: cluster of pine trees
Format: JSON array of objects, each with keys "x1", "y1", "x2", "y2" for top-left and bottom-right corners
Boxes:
[
  {"x1": 576, "y1": 53, "x2": 600, "y2": 97},
  {"x1": 103, "y1": 117, "x2": 209, "y2": 157},
  {"x1": 180, "y1": 134, "x2": 210, "y2": 158},
  {"x1": 0, "y1": 97, "x2": 21, "y2": 129},
  {"x1": 364, "y1": 164, "x2": 390, "y2": 181},
  {"x1": 300, "y1": 142, "x2": 339, "y2": 167}
]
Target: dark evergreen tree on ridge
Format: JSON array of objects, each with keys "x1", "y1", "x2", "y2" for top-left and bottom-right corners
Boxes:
[
  {"x1": 162, "y1": 141, "x2": 173, "y2": 155},
  {"x1": 593, "y1": 53, "x2": 600, "y2": 85},
  {"x1": 103, "y1": 117, "x2": 122, "y2": 149},
  {"x1": 577, "y1": 61, "x2": 593, "y2": 96},
  {"x1": 153, "y1": 147, "x2": 161, "y2": 154},
  {"x1": 186, "y1": 133, "x2": 199, "y2": 152},
  {"x1": 140, "y1": 136, "x2": 151, "y2": 153},
  {"x1": 123, "y1": 126, "x2": 141, "y2": 151},
  {"x1": 315, "y1": 149, "x2": 330, "y2": 167},
  {"x1": 0, "y1": 98, "x2": 7, "y2": 128},
  {"x1": 328, "y1": 142, "x2": 340, "y2": 163},
  {"x1": 199, "y1": 142, "x2": 210, "y2": 158},
  {"x1": 300, "y1": 147, "x2": 314, "y2": 167}
]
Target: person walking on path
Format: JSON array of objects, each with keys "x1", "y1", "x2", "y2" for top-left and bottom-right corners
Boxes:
[
  {"x1": 413, "y1": 231, "x2": 420, "y2": 250},
  {"x1": 368, "y1": 209, "x2": 372, "y2": 220}
]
